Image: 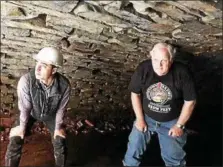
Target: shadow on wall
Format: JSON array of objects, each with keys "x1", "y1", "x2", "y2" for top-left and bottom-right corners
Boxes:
[
  {"x1": 64, "y1": 49, "x2": 222, "y2": 166},
  {"x1": 139, "y1": 49, "x2": 222, "y2": 166},
  {"x1": 176, "y1": 49, "x2": 222, "y2": 166}
]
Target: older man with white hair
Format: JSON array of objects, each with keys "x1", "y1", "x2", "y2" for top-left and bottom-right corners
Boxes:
[{"x1": 123, "y1": 42, "x2": 196, "y2": 166}]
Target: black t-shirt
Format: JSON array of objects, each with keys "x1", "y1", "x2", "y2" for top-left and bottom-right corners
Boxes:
[{"x1": 129, "y1": 60, "x2": 196, "y2": 122}]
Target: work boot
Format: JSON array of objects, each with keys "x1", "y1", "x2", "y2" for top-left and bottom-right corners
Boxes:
[
  {"x1": 55, "y1": 154, "x2": 65, "y2": 167},
  {"x1": 53, "y1": 136, "x2": 66, "y2": 167},
  {"x1": 5, "y1": 157, "x2": 20, "y2": 167},
  {"x1": 5, "y1": 136, "x2": 24, "y2": 167}
]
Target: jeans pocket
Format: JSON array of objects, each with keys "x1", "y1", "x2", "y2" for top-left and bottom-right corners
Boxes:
[
  {"x1": 134, "y1": 125, "x2": 144, "y2": 133},
  {"x1": 133, "y1": 121, "x2": 148, "y2": 134}
]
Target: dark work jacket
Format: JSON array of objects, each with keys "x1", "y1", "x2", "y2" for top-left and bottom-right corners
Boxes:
[{"x1": 29, "y1": 69, "x2": 69, "y2": 121}]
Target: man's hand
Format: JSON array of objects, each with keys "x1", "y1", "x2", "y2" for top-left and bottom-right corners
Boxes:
[
  {"x1": 54, "y1": 129, "x2": 66, "y2": 139},
  {"x1": 135, "y1": 119, "x2": 148, "y2": 132},
  {"x1": 9, "y1": 126, "x2": 25, "y2": 139},
  {"x1": 168, "y1": 125, "x2": 184, "y2": 137}
]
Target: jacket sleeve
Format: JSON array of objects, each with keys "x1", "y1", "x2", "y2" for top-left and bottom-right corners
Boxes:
[{"x1": 17, "y1": 74, "x2": 32, "y2": 131}]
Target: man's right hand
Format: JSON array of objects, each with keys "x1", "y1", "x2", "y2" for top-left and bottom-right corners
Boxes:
[
  {"x1": 9, "y1": 126, "x2": 25, "y2": 139},
  {"x1": 135, "y1": 119, "x2": 148, "y2": 132}
]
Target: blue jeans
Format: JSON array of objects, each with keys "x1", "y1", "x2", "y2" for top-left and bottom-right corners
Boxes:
[{"x1": 123, "y1": 115, "x2": 187, "y2": 166}]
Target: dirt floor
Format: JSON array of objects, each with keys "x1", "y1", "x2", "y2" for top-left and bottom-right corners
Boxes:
[
  {"x1": 0, "y1": 112, "x2": 222, "y2": 166},
  {"x1": 0, "y1": 130, "x2": 130, "y2": 166},
  {"x1": 0, "y1": 128, "x2": 222, "y2": 166},
  {"x1": 1, "y1": 134, "x2": 54, "y2": 166}
]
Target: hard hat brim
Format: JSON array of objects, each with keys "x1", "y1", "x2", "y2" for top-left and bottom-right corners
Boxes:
[{"x1": 33, "y1": 54, "x2": 62, "y2": 67}]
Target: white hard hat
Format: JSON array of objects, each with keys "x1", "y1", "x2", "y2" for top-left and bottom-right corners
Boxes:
[{"x1": 33, "y1": 47, "x2": 63, "y2": 67}]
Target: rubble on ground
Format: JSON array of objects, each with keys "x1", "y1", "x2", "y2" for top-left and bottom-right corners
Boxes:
[{"x1": 0, "y1": 110, "x2": 133, "y2": 142}]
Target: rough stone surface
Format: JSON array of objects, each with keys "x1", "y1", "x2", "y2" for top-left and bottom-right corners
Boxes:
[{"x1": 0, "y1": 0, "x2": 222, "y2": 117}]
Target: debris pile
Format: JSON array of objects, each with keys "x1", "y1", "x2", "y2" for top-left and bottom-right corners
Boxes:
[
  {"x1": 0, "y1": 110, "x2": 199, "y2": 142},
  {"x1": 63, "y1": 116, "x2": 133, "y2": 135},
  {"x1": 0, "y1": 113, "x2": 133, "y2": 141}
]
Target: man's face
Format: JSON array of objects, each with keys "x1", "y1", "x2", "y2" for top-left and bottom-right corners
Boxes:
[
  {"x1": 35, "y1": 61, "x2": 54, "y2": 81},
  {"x1": 151, "y1": 48, "x2": 172, "y2": 76}
]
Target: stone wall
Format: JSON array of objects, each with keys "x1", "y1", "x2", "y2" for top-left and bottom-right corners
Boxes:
[{"x1": 1, "y1": 1, "x2": 222, "y2": 118}]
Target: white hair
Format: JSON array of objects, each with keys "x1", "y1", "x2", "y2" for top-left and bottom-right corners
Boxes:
[{"x1": 150, "y1": 43, "x2": 177, "y2": 60}]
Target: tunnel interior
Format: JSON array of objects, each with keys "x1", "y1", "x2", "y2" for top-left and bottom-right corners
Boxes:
[{"x1": 0, "y1": 0, "x2": 222, "y2": 166}]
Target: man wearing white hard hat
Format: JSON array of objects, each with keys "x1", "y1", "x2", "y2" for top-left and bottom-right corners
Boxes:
[{"x1": 5, "y1": 47, "x2": 71, "y2": 167}]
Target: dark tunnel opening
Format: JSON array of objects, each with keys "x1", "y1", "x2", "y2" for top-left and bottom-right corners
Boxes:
[{"x1": 64, "y1": 50, "x2": 223, "y2": 166}]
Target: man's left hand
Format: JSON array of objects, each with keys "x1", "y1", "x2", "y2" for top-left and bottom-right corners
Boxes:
[
  {"x1": 54, "y1": 129, "x2": 66, "y2": 139},
  {"x1": 168, "y1": 125, "x2": 184, "y2": 137}
]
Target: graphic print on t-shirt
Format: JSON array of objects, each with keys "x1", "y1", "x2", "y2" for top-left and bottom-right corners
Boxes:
[{"x1": 146, "y1": 82, "x2": 172, "y2": 113}]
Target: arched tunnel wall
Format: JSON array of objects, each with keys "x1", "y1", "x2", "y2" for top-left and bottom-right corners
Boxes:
[
  {"x1": 1, "y1": 0, "x2": 222, "y2": 118},
  {"x1": 0, "y1": 1, "x2": 222, "y2": 166}
]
